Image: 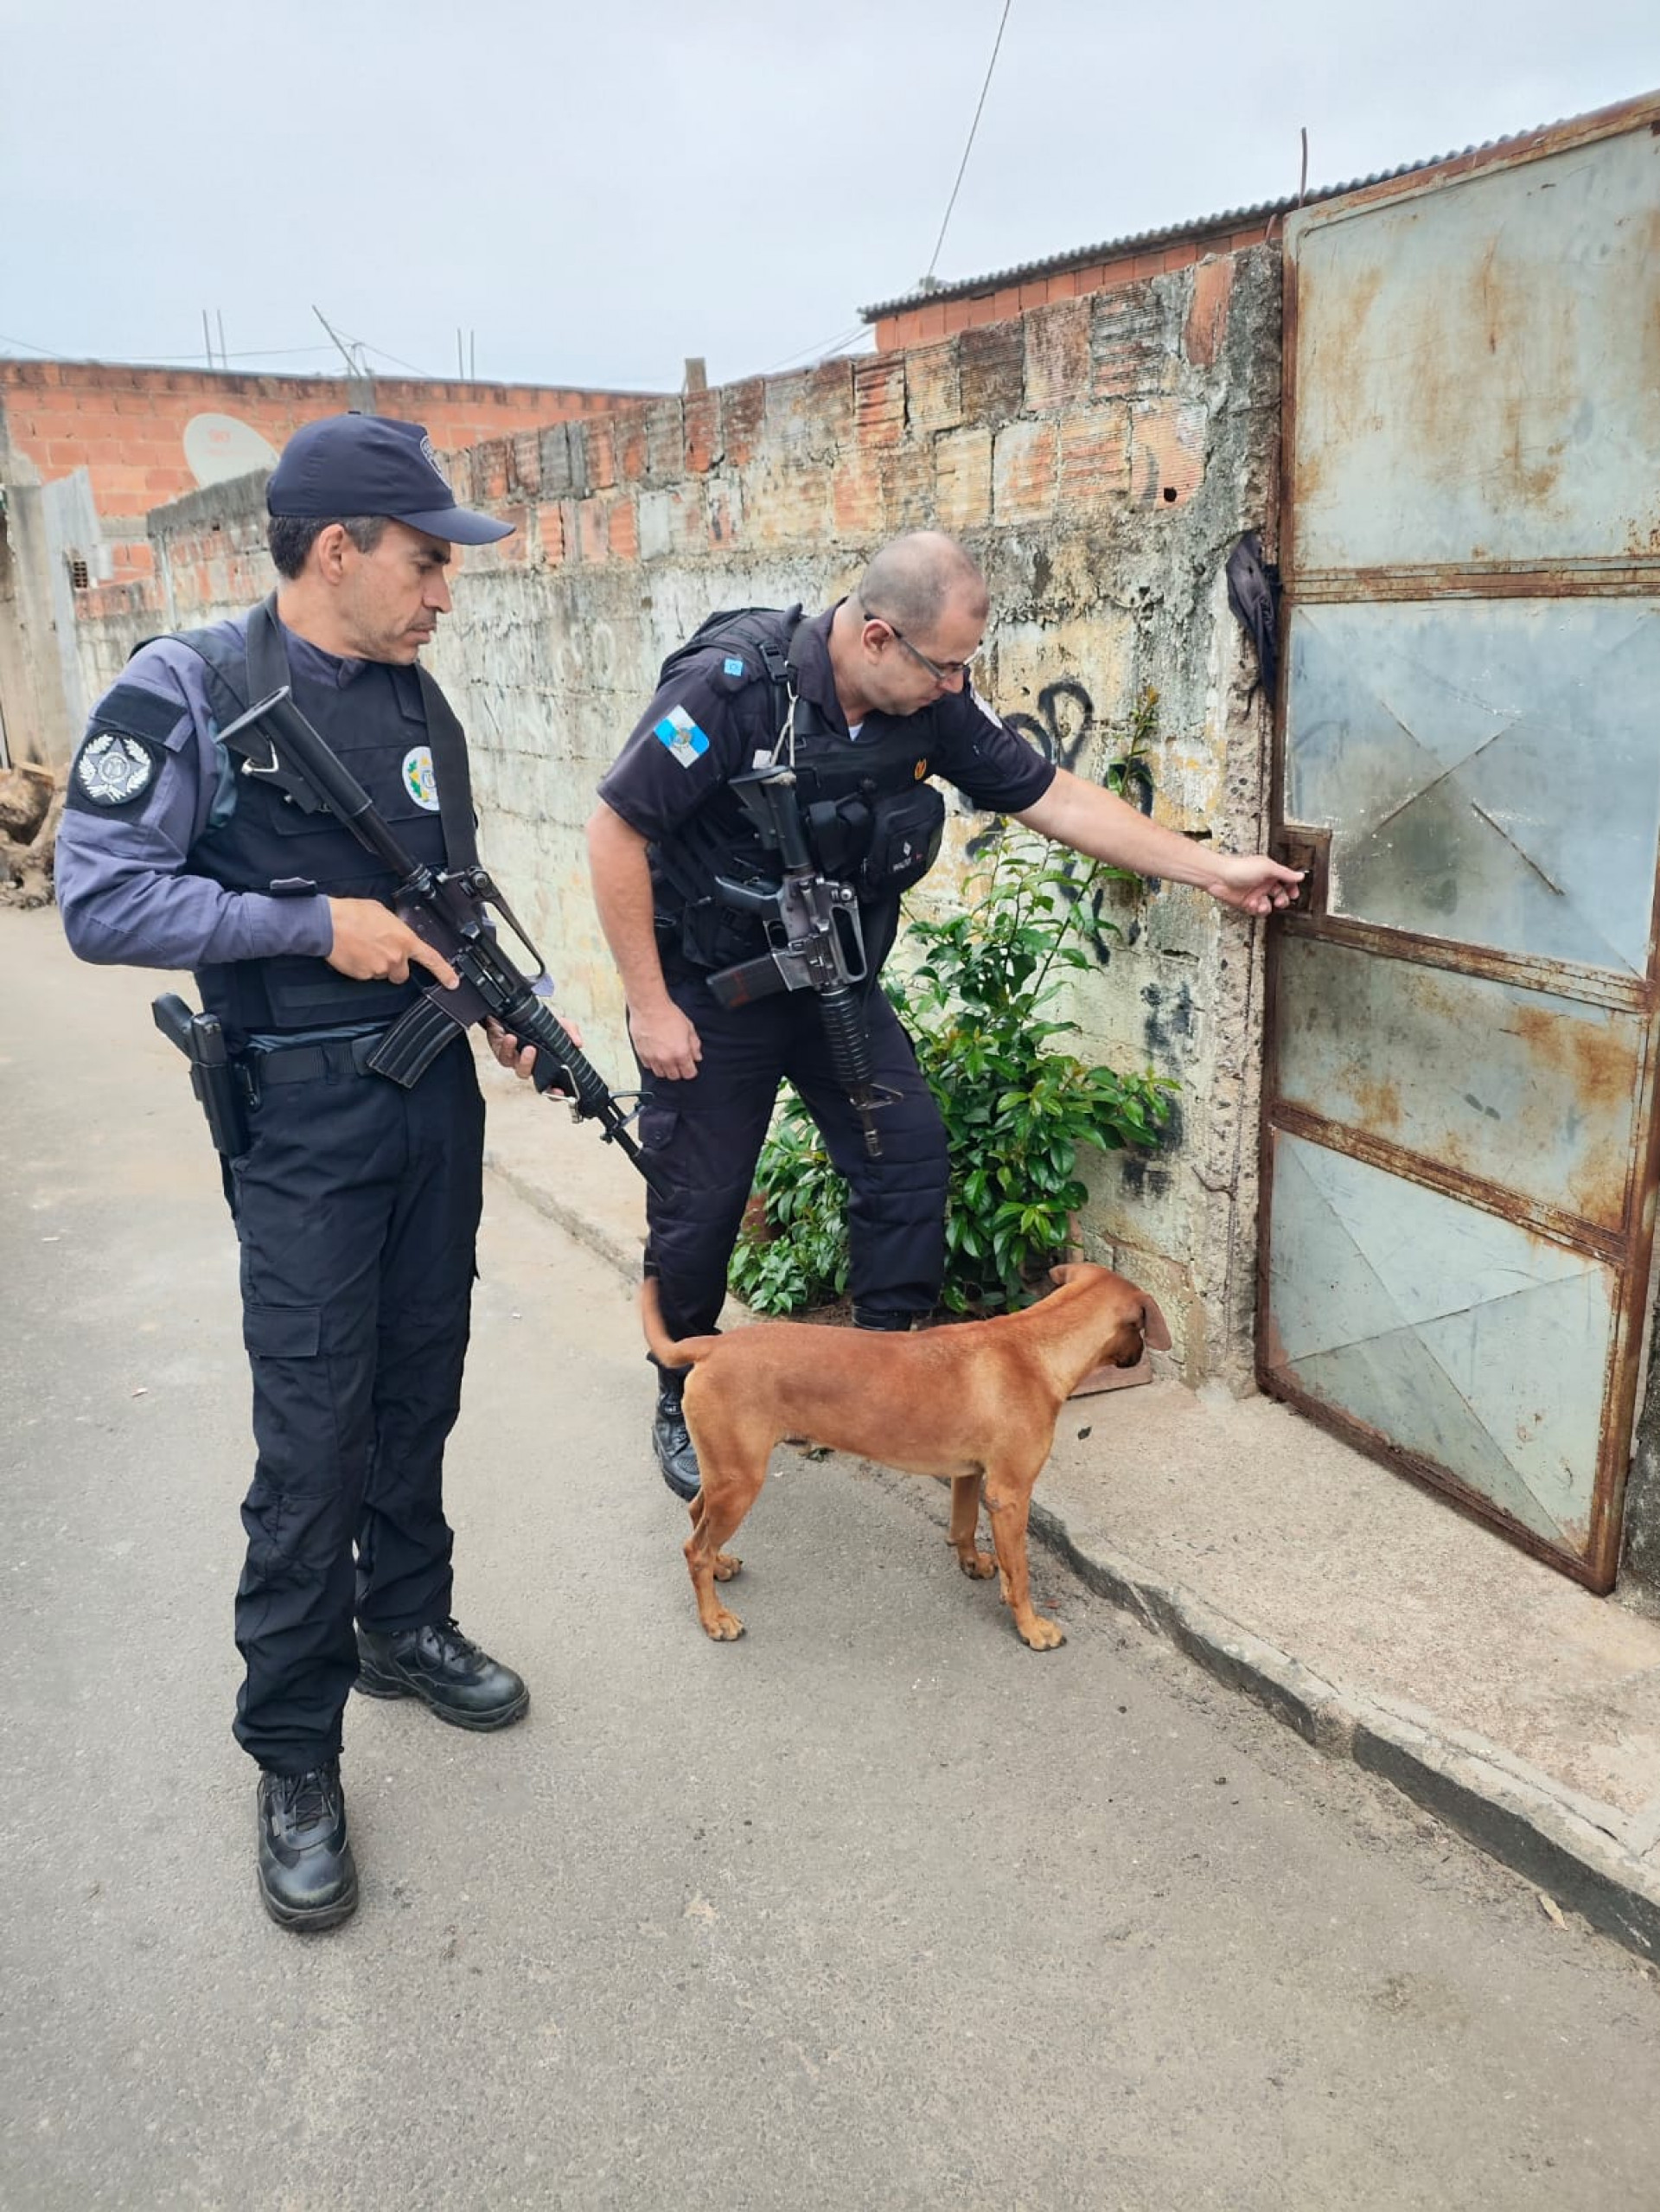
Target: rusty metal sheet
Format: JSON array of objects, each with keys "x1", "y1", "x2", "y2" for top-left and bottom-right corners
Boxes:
[
  {"x1": 1285, "y1": 597, "x2": 1660, "y2": 974},
  {"x1": 1274, "y1": 937, "x2": 1643, "y2": 1233},
  {"x1": 1288, "y1": 125, "x2": 1660, "y2": 571},
  {"x1": 1266, "y1": 111, "x2": 1660, "y2": 1584},
  {"x1": 1265, "y1": 1130, "x2": 1616, "y2": 1555}
]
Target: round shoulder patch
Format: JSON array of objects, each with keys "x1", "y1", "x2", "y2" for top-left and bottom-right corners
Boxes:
[{"x1": 75, "y1": 730, "x2": 158, "y2": 808}]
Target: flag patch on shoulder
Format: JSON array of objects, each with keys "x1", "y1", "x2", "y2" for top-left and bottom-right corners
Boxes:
[{"x1": 654, "y1": 704, "x2": 710, "y2": 768}]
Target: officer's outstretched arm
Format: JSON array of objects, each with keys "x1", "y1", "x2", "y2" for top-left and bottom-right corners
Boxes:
[
  {"x1": 1014, "y1": 770, "x2": 1301, "y2": 917},
  {"x1": 585, "y1": 803, "x2": 702, "y2": 1081}
]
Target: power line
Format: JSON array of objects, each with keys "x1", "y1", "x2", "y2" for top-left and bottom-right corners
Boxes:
[
  {"x1": 923, "y1": 0, "x2": 1014, "y2": 283},
  {"x1": 0, "y1": 331, "x2": 60, "y2": 356},
  {"x1": 361, "y1": 341, "x2": 443, "y2": 380},
  {"x1": 763, "y1": 322, "x2": 871, "y2": 374}
]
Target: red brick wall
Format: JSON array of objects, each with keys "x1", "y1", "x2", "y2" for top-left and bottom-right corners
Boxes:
[
  {"x1": 0, "y1": 361, "x2": 653, "y2": 583},
  {"x1": 444, "y1": 263, "x2": 1259, "y2": 580},
  {"x1": 872, "y1": 221, "x2": 1270, "y2": 350}
]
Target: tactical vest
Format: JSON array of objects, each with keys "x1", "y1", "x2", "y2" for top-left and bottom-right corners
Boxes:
[
  {"x1": 174, "y1": 598, "x2": 470, "y2": 1039},
  {"x1": 649, "y1": 608, "x2": 947, "y2": 973}
]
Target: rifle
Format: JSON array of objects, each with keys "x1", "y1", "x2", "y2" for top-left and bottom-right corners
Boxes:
[
  {"x1": 213, "y1": 685, "x2": 662, "y2": 1194},
  {"x1": 707, "y1": 765, "x2": 897, "y2": 1158}
]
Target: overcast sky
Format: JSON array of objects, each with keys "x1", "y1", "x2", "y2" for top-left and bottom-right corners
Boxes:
[{"x1": 3, "y1": 2, "x2": 1656, "y2": 394}]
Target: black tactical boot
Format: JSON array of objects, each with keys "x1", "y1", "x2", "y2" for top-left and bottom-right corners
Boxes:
[
  {"x1": 852, "y1": 1307, "x2": 916, "y2": 1332},
  {"x1": 354, "y1": 1620, "x2": 529, "y2": 1730},
  {"x1": 652, "y1": 1370, "x2": 701, "y2": 1501},
  {"x1": 256, "y1": 1760, "x2": 357, "y2": 1932}
]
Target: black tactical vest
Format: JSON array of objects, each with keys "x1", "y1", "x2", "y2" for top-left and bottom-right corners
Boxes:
[
  {"x1": 176, "y1": 600, "x2": 462, "y2": 1039},
  {"x1": 649, "y1": 609, "x2": 947, "y2": 974}
]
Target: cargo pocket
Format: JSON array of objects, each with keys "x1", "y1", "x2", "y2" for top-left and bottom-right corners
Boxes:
[
  {"x1": 241, "y1": 1303, "x2": 344, "y2": 1506},
  {"x1": 638, "y1": 1102, "x2": 691, "y2": 1194},
  {"x1": 243, "y1": 1304, "x2": 322, "y2": 1359}
]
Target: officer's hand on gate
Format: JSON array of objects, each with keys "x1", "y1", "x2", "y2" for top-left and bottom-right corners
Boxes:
[
  {"x1": 629, "y1": 1001, "x2": 702, "y2": 1081},
  {"x1": 1202, "y1": 854, "x2": 1304, "y2": 917},
  {"x1": 325, "y1": 897, "x2": 461, "y2": 992}
]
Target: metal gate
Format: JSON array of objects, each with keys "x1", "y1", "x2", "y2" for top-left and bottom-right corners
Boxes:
[{"x1": 1260, "y1": 94, "x2": 1660, "y2": 1588}]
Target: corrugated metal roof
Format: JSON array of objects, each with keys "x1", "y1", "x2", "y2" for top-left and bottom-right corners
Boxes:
[{"x1": 856, "y1": 125, "x2": 1548, "y2": 321}]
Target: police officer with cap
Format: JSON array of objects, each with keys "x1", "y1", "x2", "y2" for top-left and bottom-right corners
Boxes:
[
  {"x1": 589, "y1": 531, "x2": 1303, "y2": 1500},
  {"x1": 59, "y1": 415, "x2": 536, "y2": 1932}
]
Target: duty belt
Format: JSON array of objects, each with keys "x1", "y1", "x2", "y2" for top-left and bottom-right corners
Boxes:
[{"x1": 241, "y1": 1031, "x2": 389, "y2": 1087}]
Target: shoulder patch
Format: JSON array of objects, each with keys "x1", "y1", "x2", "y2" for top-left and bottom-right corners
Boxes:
[
  {"x1": 73, "y1": 730, "x2": 160, "y2": 809},
  {"x1": 94, "y1": 680, "x2": 189, "y2": 748},
  {"x1": 654, "y1": 704, "x2": 711, "y2": 768}
]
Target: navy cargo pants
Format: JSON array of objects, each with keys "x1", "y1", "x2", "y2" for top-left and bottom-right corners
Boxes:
[
  {"x1": 639, "y1": 972, "x2": 950, "y2": 1345},
  {"x1": 227, "y1": 1033, "x2": 484, "y2": 1774}
]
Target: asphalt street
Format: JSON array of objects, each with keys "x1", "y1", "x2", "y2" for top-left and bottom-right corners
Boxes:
[{"x1": 5, "y1": 905, "x2": 1660, "y2": 2212}]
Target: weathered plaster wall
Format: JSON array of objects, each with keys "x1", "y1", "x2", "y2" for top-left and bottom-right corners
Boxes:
[{"x1": 73, "y1": 246, "x2": 1282, "y2": 1383}]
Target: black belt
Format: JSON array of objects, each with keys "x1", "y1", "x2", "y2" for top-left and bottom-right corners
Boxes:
[{"x1": 244, "y1": 1032, "x2": 387, "y2": 1086}]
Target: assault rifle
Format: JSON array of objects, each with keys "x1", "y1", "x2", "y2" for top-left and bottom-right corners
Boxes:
[
  {"x1": 211, "y1": 686, "x2": 662, "y2": 1193},
  {"x1": 707, "y1": 765, "x2": 897, "y2": 1158}
]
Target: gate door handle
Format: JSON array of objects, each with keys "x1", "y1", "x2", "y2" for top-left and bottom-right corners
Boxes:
[{"x1": 1270, "y1": 826, "x2": 1329, "y2": 917}]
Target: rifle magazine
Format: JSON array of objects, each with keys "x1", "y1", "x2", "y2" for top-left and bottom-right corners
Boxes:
[{"x1": 365, "y1": 995, "x2": 466, "y2": 1089}]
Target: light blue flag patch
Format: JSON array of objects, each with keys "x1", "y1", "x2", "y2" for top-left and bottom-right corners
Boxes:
[
  {"x1": 723, "y1": 655, "x2": 745, "y2": 677},
  {"x1": 654, "y1": 704, "x2": 711, "y2": 768}
]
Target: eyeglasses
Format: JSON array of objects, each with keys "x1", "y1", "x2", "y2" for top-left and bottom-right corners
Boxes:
[{"x1": 866, "y1": 613, "x2": 980, "y2": 684}]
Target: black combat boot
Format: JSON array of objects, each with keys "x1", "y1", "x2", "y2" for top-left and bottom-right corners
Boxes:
[
  {"x1": 852, "y1": 1307, "x2": 916, "y2": 1332},
  {"x1": 354, "y1": 1620, "x2": 529, "y2": 1730},
  {"x1": 256, "y1": 1760, "x2": 357, "y2": 1932},
  {"x1": 652, "y1": 1368, "x2": 701, "y2": 1501}
]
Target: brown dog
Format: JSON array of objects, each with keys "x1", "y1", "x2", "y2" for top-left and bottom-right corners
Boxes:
[{"x1": 642, "y1": 1263, "x2": 1171, "y2": 1650}]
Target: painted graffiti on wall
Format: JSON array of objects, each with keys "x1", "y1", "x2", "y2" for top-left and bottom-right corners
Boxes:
[{"x1": 965, "y1": 674, "x2": 1159, "y2": 966}]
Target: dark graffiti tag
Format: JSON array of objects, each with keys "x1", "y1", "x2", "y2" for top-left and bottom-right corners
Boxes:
[{"x1": 964, "y1": 676, "x2": 1157, "y2": 966}]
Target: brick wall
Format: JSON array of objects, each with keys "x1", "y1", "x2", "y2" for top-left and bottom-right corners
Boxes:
[
  {"x1": 871, "y1": 221, "x2": 1274, "y2": 350},
  {"x1": 0, "y1": 360, "x2": 650, "y2": 584},
  {"x1": 0, "y1": 360, "x2": 655, "y2": 763},
  {"x1": 73, "y1": 247, "x2": 1284, "y2": 1381}
]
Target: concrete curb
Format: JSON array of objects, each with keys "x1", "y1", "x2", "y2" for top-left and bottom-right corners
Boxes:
[
  {"x1": 484, "y1": 1150, "x2": 645, "y2": 1285},
  {"x1": 1028, "y1": 1497, "x2": 1660, "y2": 1965},
  {"x1": 482, "y1": 1146, "x2": 1660, "y2": 1966}
]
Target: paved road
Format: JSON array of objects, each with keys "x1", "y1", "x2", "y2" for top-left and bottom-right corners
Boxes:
[{"x1": 4, "y1": 905, "x2": 1660, "y2": 2211}]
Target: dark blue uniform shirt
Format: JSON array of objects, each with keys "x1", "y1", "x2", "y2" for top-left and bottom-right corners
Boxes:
[
  {"x1": 56, "y1": 616, "x2": 382, "y2": 971},
  {"x1": 596, "y1": 604, "x2": 1056, "y2": 846}
]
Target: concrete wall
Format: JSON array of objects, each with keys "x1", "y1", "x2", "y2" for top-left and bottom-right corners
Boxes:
[{"x1": 72, "y1": 246, "x2": 1283, "y2": 1384}]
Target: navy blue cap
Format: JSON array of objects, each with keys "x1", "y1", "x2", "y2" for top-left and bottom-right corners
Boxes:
[{"x1": 265, "y1": 414, "x2": 514, "y2": 545}]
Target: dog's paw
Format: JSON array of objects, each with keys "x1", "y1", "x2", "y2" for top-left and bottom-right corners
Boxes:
[
  {"x1": 712, "y1": 1550, "x2": 743, "y2": 1582},
  {"x1": 1018, "y1": 1614, "x2": 1067, "y2": 1652},
  {"x1": 956, "y1": 1549, "x2": 996, "y2": 1580},
  {"x1": 701, "y1": 1605, "x2": 745, "y2": 1641}
]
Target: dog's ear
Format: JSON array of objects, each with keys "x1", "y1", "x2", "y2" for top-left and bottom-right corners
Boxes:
[
  {"x1": 1050, "y1": 1262, "x2": 1081, "y2": 1287},
  {"x1": 1141, "y1": 1295, "x2": 1172, "y2": 1352}
]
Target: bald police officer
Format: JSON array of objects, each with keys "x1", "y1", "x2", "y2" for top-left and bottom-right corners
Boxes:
[
  {"x1": 58, "y1": 416, "x2": 530, "y2": 1932},
  {"x1": 589, "y1": 532, "x2": 1302, "y2": 1500}
]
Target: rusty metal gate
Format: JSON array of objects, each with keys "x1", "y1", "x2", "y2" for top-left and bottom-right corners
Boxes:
[{"x1": 1260, "y1": 95, "x2": 1660, "y2": 1589}]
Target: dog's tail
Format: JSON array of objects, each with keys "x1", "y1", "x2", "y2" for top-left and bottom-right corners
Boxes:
[{"x1": 640, "y1": 1276, "x2": 723, "y2": 1369}]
